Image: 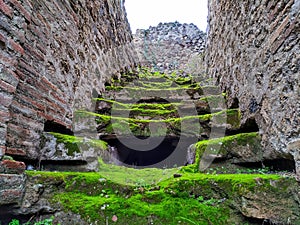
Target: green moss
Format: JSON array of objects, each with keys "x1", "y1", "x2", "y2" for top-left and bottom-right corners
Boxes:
[
  {"x1": 78, "y1": 109, "x2": 238, "y2": 124},
  {"x1": 54, "y1": 191, "x2": 229, "y2": 224},
  {"x1": 49, "y1": 132, "x2": 108, "y2": 156},
  {"x1": 25, "y1": 169, "x2": 290, "y2": 225},
  {"x1": 194, "y1": 132, "x2": 260, "y2": 171},
  {"x1": 78, "y1": 108, "x2": 239, "y2": 137},
  {"x1": 97, "y1": 159, "x2": 178, "y2": 186}
]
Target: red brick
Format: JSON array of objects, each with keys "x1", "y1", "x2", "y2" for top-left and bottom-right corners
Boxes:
[
  {"x1": 50, "y1": 90, "x2": 68, "y2": 105},
  {"x1": 8, "y1": 0, "x2": 31, "y2": 22},
  {"x1": 23, "y1": 43, "x2": 45, "y2": 61},
  {"x1": 7, "y1": 122, "x2": 29, "y2": 135},
  {"x1": 28, "y1": 24, "x2": 45, "y2": 41},
  {"x1": 11, "y1": 112, "x2": 43, "y2": 130},
  {"x1": 0, "y1": 109, "x2": 10, "y2": 123},
  {"x1": 10, "y1": 99, "x2": 37, "y2": 117},
  {"x1": 15, "y1": 68, "x2": 26, "y2": 80},
  {"x1": 46, "y1": 101, "x2": 66, "y2": 116},
  {"x1": 17, "y1": 82, "x2": 46, "y2": 101},
  {"x1": 22, "y1": 95, "x2": 46, "y2": 111},
  {"x1": 0, "y1": 0, "x2": 13, "y2": 18},
  {"x1": 8, "y1": 39, "x2": 24, "y2": 55},
  {"x1": 5, "y1": 147, "x2": 26, "y2": 156},
  {"x1": 18, "y1": 60, "x2": 40, "y2": 77},
  {"x1": 35, "y1": 42, "x2": 47, "y2": 55},
  {"x1": 0, "y1": 160, "x2": 26, "y2": 174},
  {"x1": 0, "y1": 80, "x2": 16, "y2": 93},
  {"x1": 37, "y1": 111, "x2": 54, "y2": 121},
  {"x1": 53, "y1": 118, "x2": 70, "y2": 128},
  {"x1": 41, "y1": 76, "x2": 59, "y2": 92}
]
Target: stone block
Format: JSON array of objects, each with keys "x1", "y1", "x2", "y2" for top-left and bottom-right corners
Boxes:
[{"x1": 0, "y1": 160, "x2": 26, "y2": 174}]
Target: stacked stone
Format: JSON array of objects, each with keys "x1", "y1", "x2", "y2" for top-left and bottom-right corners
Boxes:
[
  {"x1": 134, "y1": 22, "x2": 206, "y2": 75},
  {"x1": 0, "y1": 157, "x2": 26, "y2": 214},
  {"x1": 206, "y1": 0, "x2": 300, "y2": 174}
]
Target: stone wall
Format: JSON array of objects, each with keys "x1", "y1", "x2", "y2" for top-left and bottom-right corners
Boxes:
[
  {"x1": 134, "y1": 22, "x2": 206, "y2": 75},
  {"x1": 0, "y1": 0, "x2": 138, "y2": 160},
  {"x1": 206, "y1": 0, "x2": 300, "y2": 171}
]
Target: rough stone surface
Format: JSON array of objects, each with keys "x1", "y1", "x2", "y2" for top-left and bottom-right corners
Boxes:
[
  {"x1": 0, "y1": 159, "x2": 26, "y2": 174},
  {"x1": 0, "y1": 174, "x2": 26, "y2": 207},
  {"x1": 8, "y1": 172, "x2": 300, "y2": 224},
  {"x1": 39, "y1": 132, "x2": 109, "y2": 172},
  {"x1": 206, "y1": 0, "x2": 300, "y2": 172},
  {"x1": 0, "y1": 0, "x2": 139, "y2": 160},
  {"x1": 134, "y1": 22, "x2": 206, "y2": 75}
]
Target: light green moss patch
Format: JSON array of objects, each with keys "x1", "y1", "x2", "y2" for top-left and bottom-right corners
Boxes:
[{"x1": 49, "y1": 132, "x2": 108, "y2": 155}]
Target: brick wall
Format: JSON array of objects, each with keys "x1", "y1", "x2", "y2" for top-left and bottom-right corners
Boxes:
[
  {"x1": 206, "y1": 0, "x2": 300, "y2": 169},
  {"x1": 0, "y1": 0, "x2": 138, "y2": 160}
]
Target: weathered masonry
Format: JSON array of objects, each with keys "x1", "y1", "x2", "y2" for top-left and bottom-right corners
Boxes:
[
  {"x1": 206, "y1": 0, "x2": 300, "y2": 173},
  {"x1": 0, "y1": 0, "x2": 138, "y2": 160}
]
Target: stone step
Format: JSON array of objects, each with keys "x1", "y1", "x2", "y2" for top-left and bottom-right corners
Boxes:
[
  {"x1": 96, "y1": 95, "x2": 226, "y2": 122},
  {"x1": 190, "y1": 132, "x2": 262, "y2": 171},
  {"x1": 97, "y1": 109, "x2": 241, "y2": 138}
]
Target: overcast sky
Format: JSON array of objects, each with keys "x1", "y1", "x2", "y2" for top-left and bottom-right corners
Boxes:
[{"x1": 124, "y1": 0, "x2": 208, "y2": 33}]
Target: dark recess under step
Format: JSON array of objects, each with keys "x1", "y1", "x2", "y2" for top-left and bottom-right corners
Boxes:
[
  {"x1": 44, "y1": 120, "x2": 73, "y2": 135},
  {"x1": 243, "y1": 216, "x2": 274, "y2": 225},
  {"x1": 235, "y1": 158, "x2": 295, "y2": 172},
  {"x1": 103, "y1": 136, "x2": 196, "y2": 168},
  {"x1": 0, "y1": 206, "x2": 32, "y2": 225}
]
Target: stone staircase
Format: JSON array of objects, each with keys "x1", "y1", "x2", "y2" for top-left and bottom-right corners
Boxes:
[
  {"x1": 1, "y1": 68, "x2": 299, "y2": 224},
  {"x1": 92, "y1": 68, "x2": 254, "y2": 169}
]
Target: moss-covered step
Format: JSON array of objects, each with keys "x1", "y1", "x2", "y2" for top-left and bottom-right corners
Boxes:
[
  {"x1": 76, "y1": 109, "x2": 241, "y2": 138},
  {"x1": 23, "y1": 169, "x2": 300, "y2": 225},
  {"x1": 103, "y1": 85, "x2": 204, "y2": 102},
  {"x1": 103, "y1": 68, "x2": 221, "y2": 102},
  {"x1": 95, "y1": 96, "x2": 226, "y2": 117},
  {"x1": 188, "y1": 132, "x2": 263, "y2": 171},
  {"x1": 39, "y1": 132, "x2": 109, "y2": 172}
]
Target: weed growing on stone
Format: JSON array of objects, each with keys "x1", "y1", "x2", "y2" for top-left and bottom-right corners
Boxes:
[{"x1": 8, "y1": 217, "x2": 58, "y2": 225}]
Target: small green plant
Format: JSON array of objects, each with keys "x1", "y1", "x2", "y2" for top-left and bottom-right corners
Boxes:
[
  {"x1": 8, "y1": 219, "x2": 20, "y2": 225},
  {"x1": 8, "y1": 217, "x2": 58, "y2": 225}
]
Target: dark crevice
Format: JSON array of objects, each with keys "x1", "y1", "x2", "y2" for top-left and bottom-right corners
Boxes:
[
  {"x1": 235, "y1": 158, "x2": 295, "y2": 172},
  {"x1": 103, "y1": 136, "x2": 195, "y2": 168},
  {"x1": 226, "y1": 118, "x2": 259, "y2": 136},
  {"x1": 44, "y1": 120, "x2": 73, "y2": 135},
  {"x1": 234, "y1": 161, "x2": 264, "y2": 169},
  {"x1": 243, "y1": 216, "x2": 274, "y2": 225},
  {"x1": 263, "y1": 158, "x2": 295, "y2": 172},
  {"x1": 40, "y1": 160, "x2": 87, "y2": 165},
  {"x1": 230, "y1": 97, "x2": 239, "y2": 109},
  {"x1": 39, "y1": 160, "x2": 88, "y2": 172},
  {"x1": 0, "y1": 40, "x2": 6, "y2": 50},
  {"x1": 135, "y1": 98, "x2": 171, "y2": 104},
  {"x1": 0, "y1": 207, "x2": 32, "y2": 225}
]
